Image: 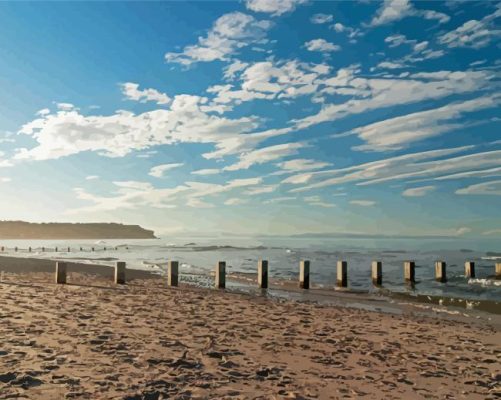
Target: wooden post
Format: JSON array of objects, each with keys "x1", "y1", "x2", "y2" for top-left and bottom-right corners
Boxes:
[
  {"x1": 435, "y1": 261, "x2": 446, "y2": 283},
  {"x1": 337, "y1": 261, "x2": 347, "y2": 287},
  {"x1": 404, "y1": 261, "x2": 415, "y2": 283},
  {"x1": 80, "y1": 247, "x2": 83, "y2": 251},
  {"x1": 496, "y1": 263, "x2": 501, "y2": 278},
  {"x1": 55, "y1": 262, "x2": 67, "y2": 284},
  {"x1": 215, "y1": 261, "x2": 226, "y2": 289},
  {"x1": 55, "y1": 247, "x2": 58, "y2": 252},
  {"x1": 464, "y1": 261, "x2": 475, "y2": 278},
  {"x1": 92, "y1": 247, "x2": 95, "y2": 252},
  {"x1": 299, "y1": 260, "x2": 310, "y2": 289},
  {"x1": 14, "y1": 247, "x2": 17, "y2": 252},
  {"x1": 28, "y1": 247, "x2": 32, "y2": 252},
  {"x1": 42, "y1": 247, "x2": 45, "y2": 252},
  {"x1": 115, "y1": 261, "x2": 126, "y2": 284},
  {"x1": 372, "y1": 261, "x2": 382, "y2": 286},
  {"x1": 258, "y1": 260, "x2": 268, "y2": 289},
  {"x1": 168, "y1": 261, "x2": 179, "y2": 287},
  {"x1": 67, "y1": 247, "x2": 70, "y2": 252}
]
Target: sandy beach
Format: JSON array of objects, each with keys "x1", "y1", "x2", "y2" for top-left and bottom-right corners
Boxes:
[{"x1": 0, "y1": 256, "x2": 500, "y2": 400}]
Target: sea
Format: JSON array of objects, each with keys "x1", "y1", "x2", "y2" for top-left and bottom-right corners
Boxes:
[{"x1": 1, "y1": 235, "x2": 500, "y2": 305}]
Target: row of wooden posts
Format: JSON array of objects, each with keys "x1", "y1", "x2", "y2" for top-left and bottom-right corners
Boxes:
[
  {"x1": 1, "y1": 246, "x2": 125, "y2": 252},
  {"x1": 53, "y1": 259, "x2": 501, "y2": 288}
]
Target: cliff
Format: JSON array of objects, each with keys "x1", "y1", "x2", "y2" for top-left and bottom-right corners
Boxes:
[{"x1": 0, "y1": 221, "x2": 156, "y2": 239}]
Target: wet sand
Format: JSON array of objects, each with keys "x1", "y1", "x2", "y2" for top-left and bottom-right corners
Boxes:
[{"x1": 0, "y1": 256, "x2": 500, "y2": 399}]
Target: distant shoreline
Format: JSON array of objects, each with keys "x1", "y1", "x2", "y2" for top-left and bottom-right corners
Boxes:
[{"x1": 0, "y1": 220, "x2": 156, "y2": 239}]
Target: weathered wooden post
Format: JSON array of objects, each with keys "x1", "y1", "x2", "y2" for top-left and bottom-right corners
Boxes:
[
  {"x1": 92, "y1": 247, "x2": 95, "y2": 252},
  {"x1": 404, "y1": 261, "x2": 415, "y2": 283},
  {"x1": 258, "y1": 260, "x2": 268, "y2": 289},
  {"x1": 115, "y1": 261, "x2": 126, "y2": 284},
  {"x1": 14, "y1": 247, "x2": 17, "y2": 252},
  {"x1": 55, "y1": 262, "x2": 67, "y2": 284},
  {"x1": 464, "y1": 261, "x2": 475, "y2": 278},
  {"x1": 55, "y1": 247, "x2": 58, "y2": 252},
  {"x1": 168, "y1": 261, "x2": 179, "y2": 287},
  {"x1": 496, "y1": 263, "x2": 501, "y2": 278},
  {"x1": 104, "y1": 247, "x2": 107, "y2": 251},
  {"x1": 435, "y1": 261, "x2": 446, "y2": 283},
  {"x1": 337, "y1": 260, "x2": 347, "y2": 287},
  {"x1": 1, "y1": 246, "x2": 4, "y2": 252},
  {"x1": 372, "y1": 261, "x2": 382, "y2": 286},
  {"x1": 80, "y1": 247, "x2": 83, "y2": 251},
  {"x1": 215, "y1": 261, "x2": 226, "y2": 289},
  {"x1": 42, "y1": 247, "x2": 45, "y2": 252},
  {"x1": 299, "y1": 260, "x2": 310, "y2": 289},
  {"x1": 29, "y1": 247, "x2": 32, "y2": 252},
  {"x1": 67, "y1": 247, "x2": 70, "y2": 252}
]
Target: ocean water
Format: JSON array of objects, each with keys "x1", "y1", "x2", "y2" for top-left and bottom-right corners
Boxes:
[{"x1": 1, "y1": 236, "x2": 500, "y2": 303}]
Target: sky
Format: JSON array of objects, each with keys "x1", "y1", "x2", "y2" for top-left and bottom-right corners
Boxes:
[{"x1": 0, "y1": 0, "x2": 500, "y2": 237}]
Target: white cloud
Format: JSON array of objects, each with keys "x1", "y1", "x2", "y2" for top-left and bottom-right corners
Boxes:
[
  {"x1": 187, "y1": 197, "x2": 214, "y2": 208},
  {"x1": 16, "y1": 94, "x2": 259, "y2": 160},
  {"x1": 68, "y1": 177, "x2": 263, "y2": 214},
  {"x1": 295, "y1": 69, "x2": 495, "y2": 131},
  {"x1": 432, "y1": 166, "x2": 501, "y2": 181},
  {"x1": 439, "y1": 6, "x2": 501, "y2": 49},
  {"x1": 483, "y1": 229, "x2": 501, "y2": 236},
  {"x1": 311, "y1": 14, "x2": 333, "y2": 24},
  {"x1": 148, "y1": 163, "x2": 184, "y2": 178},
  {"x1": 245, "y1": 0, "x2": 307, "y2": 16},
  {"x1": 136, "y1": 150, "x2": 158, "y2": 159},
  {"x1": 329, "y1": 23, "x2": 362, "y2": 41},
  {"x1": 402, "y1": 185, "x2": 436, "y2": 197},
  {"x1": 309, "y1": 201, "x2": 335, "y2": 208},
  {"x1": 224, "y1": 142, "x2": 306, "y2": 171},
  {"x1": 385, "y1": 34, "x2": 415, "y2": 48},
  {"x1": 121, "y1": 82, "x2": 170, "y2": 105},
  {"x1": 277, "y1": 158, "x2": 331, "y2": 172},
  {"x1": 285, "y1": 146, "x2": 501, "y2": 192},
  {"x1": 377, "y1": 37, "x2": 444, "y2": 70},
  {"x1": 376, "y1": 61, "x2": 406, "y2": 70},
  {"x1": 36, "y1": 108, "x2": 51, "y2": 116},
  {"x1": 305, "y1": 38, "x2": 341, "y2": 52},
  {"x1": 304, "y1": 196, "x2": 335, "y2": 208},
  {"x1": 191, "y1": 169, "x2": 220, "y2": 176},
  {"x1": 85, "y1": 175, "x2": 99, "y2": 180},
  {"x1": 331, "y1": 23, "x2": 345, "y2": 33},
  {"x1": 245, "y1": 184, "x2": 277, "y2": 195},
  {"x1": 413, "y1": 41, "x2": 428, "y2": 53},
  {"x1": 165, "y1": 12, "x2": 272, "y2": 65},
  {"x1": 370, "y1": 0, "x2": 449, "y2": 27},
  {"x1": 339, "y1": 95, "x2": 499, "y2": 152},
  {"x1": 455, "y1": 227, "x2": 472, "y2": 236},
  {"x1": 57, "y1": 103, "x2": 75, "y2": 111},
  {"x1": 224, "y1": 197, "x2": 247, "y2": 205},
  {"x1": 263, "y1": 196, "x2": 296, "y2": 204},
  {"x1": 224, "y1": 60, "x2": 249, "y2": 80},
  {"x1": 208, "y1": 60, "x2": 331, "y2": 107},
  {"x1": 456, "y1": 180, "x2": 501, "y2": 196},
  {"x1": 0, "y1": 177, "x2": 11, "y2": 183},
  {"x1": 350, "y1": 200, "x2": 376, "y2": 207}
]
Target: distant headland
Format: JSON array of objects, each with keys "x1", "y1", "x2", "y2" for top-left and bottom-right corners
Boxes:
[{"x1": 0, "y1": 221, "x2": 156, "y2": 239}]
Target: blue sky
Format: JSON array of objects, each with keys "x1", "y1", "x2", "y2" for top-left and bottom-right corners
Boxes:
[{"x1": 0, "y1": 0, "x2": 500, "y2": 237}]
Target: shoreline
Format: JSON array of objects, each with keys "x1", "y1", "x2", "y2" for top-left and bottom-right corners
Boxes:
[{"x1": 1, "y1": 254, "x2": 500, "y2": 323}]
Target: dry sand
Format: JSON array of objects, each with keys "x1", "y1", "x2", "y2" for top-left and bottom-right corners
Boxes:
[{"x1": 0, "y1": 256, "x2": 500, "y2": 399}]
